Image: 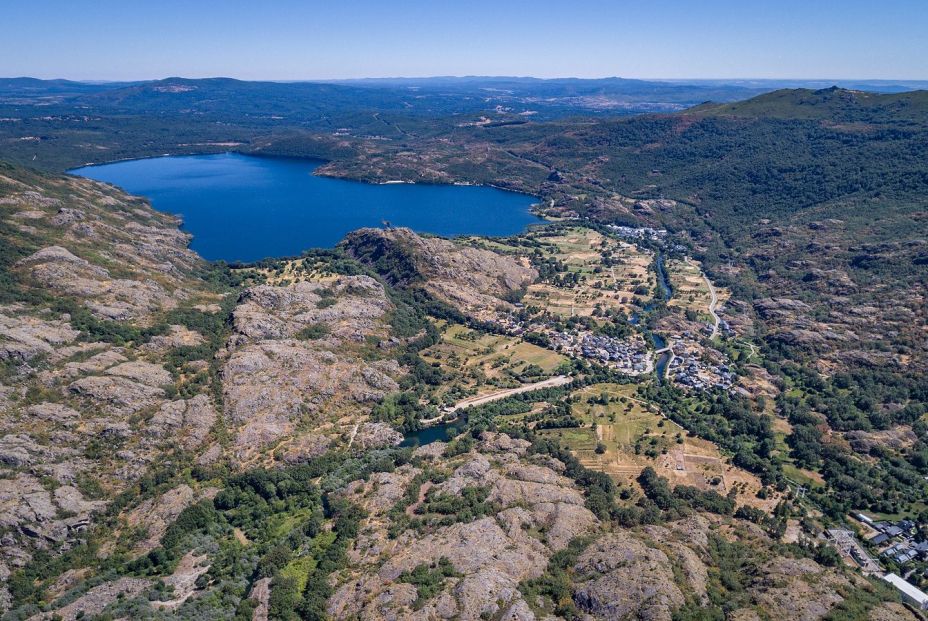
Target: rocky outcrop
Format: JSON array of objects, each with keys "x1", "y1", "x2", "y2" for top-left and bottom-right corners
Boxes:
[
  {"x1": 0, "y1": 307, "x2": 78, "y2": 362},
  {"x1": 0, "y1": 472, "x2": 100, "y2": 557},
  {"x1": 17, "y1": 246, "x2": 176, "y2": 320},
  {"x1": 232, "y1": 277, "x2": 391, "y2": 344},
  {"x1": 69, "y1": 374, "x2": 165, "y2": 414},
  {"x1": 328, "y1": 434, "x2": 599, "y2": 620},
  {"x1": 746, "y1": 557, "x2": 851, "y2": 620},
  {"x1": 572, "y1": 531, "x2": 686, "y2": 621},
  {"x1": 342, "y1": 227, "x2": 537, "y2": 322},
  {"x1": 28, "y1": 577, "x2": 151, "y2": 621},
  {"x1": 142, "y1": 324, "x2": 205, "y2": 353},
  {"x1": 146, "y1": 394, "x2": 217, "y2": 450},
  {"x1": 353, "y1": 421, "x2": 403, "y2": 450},
  {"x1": 222, "y1": 276, "x2": 400, "y2": 461},
  {"x1": 223, "y1": 341, "x2": 398, "y2": 458}
]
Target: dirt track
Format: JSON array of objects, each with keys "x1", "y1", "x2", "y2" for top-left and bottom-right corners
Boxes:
[{"x1": 447, "y1": 375, "x2": 572, "y2": 412}]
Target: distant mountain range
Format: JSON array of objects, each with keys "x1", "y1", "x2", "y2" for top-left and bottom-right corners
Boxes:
[{"x1": 2, "y1": 76, "x2": 925, "y2": 121}]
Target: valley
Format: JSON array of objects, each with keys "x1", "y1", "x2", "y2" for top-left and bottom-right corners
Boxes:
[{"x1": 0, "y1": 77, "x2": 927, "y2": 620}]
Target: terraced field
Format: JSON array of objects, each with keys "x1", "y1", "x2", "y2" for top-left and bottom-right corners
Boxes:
[
  {"x1": 665, "y1": 257, "x2": 728, "y2": 323},
  {"x1": 522, "y1": 228, "x2": 655, "y2": 319},
  {"x1": 420, "y1": 321, "x2": 567, "y2": 402},
  {"x1": 539, "y1": 383, "x2": 777, "y2": 509}
]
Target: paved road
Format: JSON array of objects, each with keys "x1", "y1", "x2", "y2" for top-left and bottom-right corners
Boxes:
[
  {"x1": 690, "y1": 257, "x2": 721, "y2": 339},
  {"x1": 706, "y1": 277, "x2": 720, "y2": 339},
  {"x1": 447, "y1": 375, "x2": 572, "y2": 412}
]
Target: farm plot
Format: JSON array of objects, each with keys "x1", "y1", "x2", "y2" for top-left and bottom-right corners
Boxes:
[
  {"x1": 420, "y1": 321, "x2": 567, "y2": 403},
  {"x1": 538, "y1": 383, "x2": 777, "y2": 510},
  {"x1": 665, "y1": 257, "x2": 728, "y2": 320},
  {"x1": 522, "y1": 228, "x2": 655, "y2": 319}
]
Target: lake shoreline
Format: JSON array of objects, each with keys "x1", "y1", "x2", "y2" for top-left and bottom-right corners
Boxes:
[{"x1": 71, "y1": 153, "x2": 544, "y2": 263}]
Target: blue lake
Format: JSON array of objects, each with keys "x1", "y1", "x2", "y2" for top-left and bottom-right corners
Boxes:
[{"x1": 71, "y1": 153, "x2": 543, "y2": 262}]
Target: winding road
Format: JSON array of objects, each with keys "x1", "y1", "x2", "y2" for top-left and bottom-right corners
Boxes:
[
  {"x1": 691, "y1": 258, "x2": 721, "y2": 339},
  {"x1": 705, "y1": 275, "x2": 720, "y2": 339}
]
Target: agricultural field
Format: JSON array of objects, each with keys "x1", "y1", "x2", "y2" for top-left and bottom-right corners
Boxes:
[
  {"x1": 665, "y1": 257, "x2": 728, "y2": 320},
  {"x1": 420, "y1": 321, "x2": 568, "y2": 404},
  {"x1": 521, "y1": 227, "x2": 655, "y2": 319},
  {"x1": 539, "y1": 383, "x2": 777, "y2": 510}
]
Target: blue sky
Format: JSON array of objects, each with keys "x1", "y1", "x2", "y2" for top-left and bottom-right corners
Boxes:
[{"x1": 4, "y1": 0, "x2": 926, "y2": 80}]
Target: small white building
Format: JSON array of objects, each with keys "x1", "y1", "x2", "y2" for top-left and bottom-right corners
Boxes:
[{"x1": 882, "y1": 572, "x2": 928, "y2": 610}]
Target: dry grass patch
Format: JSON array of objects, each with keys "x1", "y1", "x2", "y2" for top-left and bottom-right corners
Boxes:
[
  {"x1": 522, "y1": 227, "x2": 654, "y2": 319},
  {"x1": 539, "y1": 382, "x2": 778, "y2": 510},
  {"x1": 420, "y1": 321, "x2": 567, "y2": 402}
]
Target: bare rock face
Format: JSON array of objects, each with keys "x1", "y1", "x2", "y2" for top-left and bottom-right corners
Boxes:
[
  {"x1": 16, "y1": 246, "x2": 110, "y2": 297},
  {"x1": 16, "y1": 246, "x2": 174, "y2": 320},
  {"x1": 0, "y1": 433, "x2": 76, "y2": 468},
  {"x1": 0, "y1": 307, "x2": 79, "y2": 362},
  {"x1": 327, "y1": 434, "x2": 599, "y2": 620},
  {"x1": 746, "y1": 557, "x2": 851, "y2": 621},
  {"x1": 25, "y1": 403, "x2": 81, "y2": 425},
  {"x1": 353, "y1": 421, "x2": 403, "y2": 450},
  {"x1": 142, "y1": 324, "x2": 205, "y2": 353},
  {"x1": 332, "y1": 517, "x2": 548, "y2": 620},
  {"x1": 222, "y1": 276, "x2": 400, "y2": 461},
  {"x1": 104, "y1": 360, "x2": 172, "y2": 387},
  {"x1": 146, "y1": 394, "x2": 217, "y2": 450},
  {"x1": 233, "y1": 277, "x2": 392, "y2": 343},
  {"x1": 69, "y1": 374, "x2": 165, "y2": 414},
  {"x1": 0, "y1": 473, "x2": 60, "y2": 528},
  {"x1": 342, "y1": 227, "x2": 537, "y2": 322},
  {"x1": 223, "y1": 341, "x2": 398, "y2": 458},
  {"x1": 28, "y1": 577, "x2": 151, "y2": 621},
  {"x1": 0, "y1": 470, "x2": 101, "y2": 565},
  {"x1": 572, "y1": 531, "x2": 686, "y2": 621},
  {"x1": 59, "y1": 348, "x2": 127, "y2": 378}
]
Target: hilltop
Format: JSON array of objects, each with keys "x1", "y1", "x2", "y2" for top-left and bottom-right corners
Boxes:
[{"x1": 689, "y1": 86, "x2": 928, "y2": 121}]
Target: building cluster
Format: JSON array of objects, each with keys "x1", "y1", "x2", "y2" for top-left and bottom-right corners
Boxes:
[
  {"x1": 605, "y1": 224, "x2": 667, "y2": 242},
  {"x1": 859, "y1": 515, "x2": 928, "y2": 563},
  {"x1": 666, "y1": 337, "x2": 734, "y2": 391},
  {"x1": 851, "y1": 513, "x2": 928, "y2": 609},
  {"x1": 547, "y1": 330, "x2": 651, "y2": 375}
]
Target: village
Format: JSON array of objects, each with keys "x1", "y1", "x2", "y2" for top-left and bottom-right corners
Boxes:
[
  {"x1": 664, "y1": 334, "x2": 736, "y2": 391},
  {"x1": 479, "y1": 225, "x2": 738, "y2": 391},
  {"x1": 542, "y1": 330, "x2": 650, "y2": 374}
]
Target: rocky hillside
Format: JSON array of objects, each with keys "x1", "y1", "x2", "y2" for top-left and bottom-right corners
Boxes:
[
  {"x1": 0, "y1": 166, "x2": 411, "y2": 613},
  {"x1": 222, "y1": 277, "x2": 402, "y2": 463},
  {"x1": 0, "y1": 165, "x2": 917, "y2": 620},
  {"x1": 342, "y1": 227, "x2": 537, "y2": 323},
  {"x1": 325, "y1": 433, "x2": 911, "y2": 621}
]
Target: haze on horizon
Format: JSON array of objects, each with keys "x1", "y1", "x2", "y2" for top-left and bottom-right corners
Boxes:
[{"x1": 3, "y1": 0, "x2": 926, "y2": 82}]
